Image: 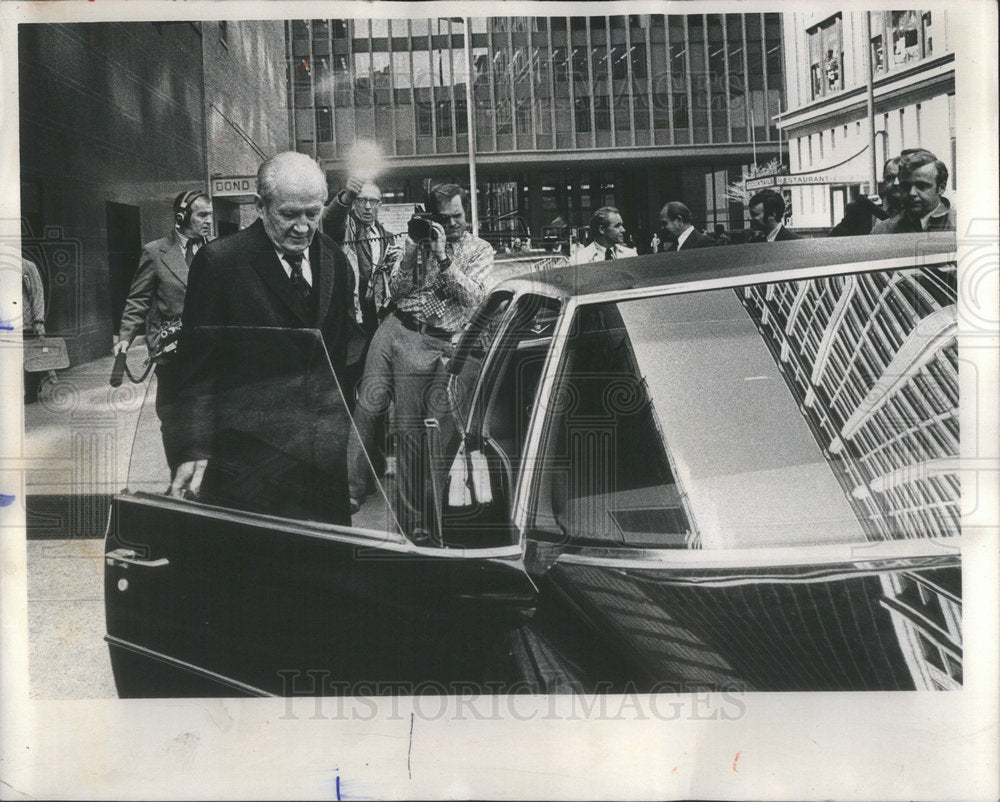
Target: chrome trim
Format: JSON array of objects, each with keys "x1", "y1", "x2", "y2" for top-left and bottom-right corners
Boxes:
[
  {"x1": 511, "y1": 296, "x2": 580, "y2": 543},
  {"x1": 553, "y1": 535, "x2": 962, "y2": 571},
  {"x1": 105, "y1": 548, "x2": 169, "y2": 568},
  {"x1": 114, "y1": 492, "x2": 526, "y2": 562},
  {"x1": 105, "y1": 635, "x2": 274, "y2": 697}
]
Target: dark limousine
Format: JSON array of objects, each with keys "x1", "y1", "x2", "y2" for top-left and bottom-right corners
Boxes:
[{"x1": 106, "y1": 233, "x2": 962, "y2": 696}]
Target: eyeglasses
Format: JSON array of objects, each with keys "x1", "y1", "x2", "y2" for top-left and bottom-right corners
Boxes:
[{"x1": 356, "y1": 197, "x2": 382, "y2": 207}]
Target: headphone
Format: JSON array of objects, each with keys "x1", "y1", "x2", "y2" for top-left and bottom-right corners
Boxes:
[{"x1": 173, "y1": 189, "x2": 209, "y2": 226}]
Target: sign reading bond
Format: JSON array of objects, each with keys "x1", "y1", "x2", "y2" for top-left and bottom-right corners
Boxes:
[{"x1": 211, "y1": 176, "x2": 257, "y2": 197}]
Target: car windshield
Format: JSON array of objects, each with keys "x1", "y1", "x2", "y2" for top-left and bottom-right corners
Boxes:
[
  {"x1": 125, "y1": 326, "x2": 402, "y2": 537},
  {"x1": 531, "y1": 263, "x2": 959, "y2": 550}
]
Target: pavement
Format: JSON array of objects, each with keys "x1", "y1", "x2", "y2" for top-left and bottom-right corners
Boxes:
[
  {"x1": 20, "y1": 350, "x2": 141, "y2": 695},
  {"x1": 26, "y1": 538, "x2": 116, "y2": 698},
  {"x1": 23, "y1": 344, "x2": 164, "y2": 538}
]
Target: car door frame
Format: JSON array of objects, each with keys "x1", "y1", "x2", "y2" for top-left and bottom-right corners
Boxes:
[{"x1": 104, "y1": 321, "x2": 543, "y2": 696}]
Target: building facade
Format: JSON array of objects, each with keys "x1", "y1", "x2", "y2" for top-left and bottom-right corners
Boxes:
[
  {"x1": 777, "y1": 10, "x2": 955, "y2": 231},
  {"x1": 18, "y1": 21, "x2": 288, "y2": 364},
  {"x1": 288, "y1": 14, "x2": 785, "y2": 246}
]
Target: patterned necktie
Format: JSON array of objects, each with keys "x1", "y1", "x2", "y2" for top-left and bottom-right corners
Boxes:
[
  {"x1": 604, "y1": 247, "x2": 614, "y2": 260},
  {"x1": 357, "y1": 226, "x2": 374, "y2": 277},
  {"x1": 185, "y1": 237, "x2": 203, "y2": 267},
  {"x1": 285, "y1": 252, "x2": 310, "y2": 304}
]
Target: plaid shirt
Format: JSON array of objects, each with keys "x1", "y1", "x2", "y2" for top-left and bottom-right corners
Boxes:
[{"x1": 390, "y1": 232, "x2": 496, "y2": 333}]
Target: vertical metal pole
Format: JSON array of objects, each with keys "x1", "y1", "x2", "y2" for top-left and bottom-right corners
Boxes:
[
  {"x1": 465, "y1": 17, "x2": 479, "y2": 235},
  {"x1": 863, "y1": 11, "x2": 877, "y2": 195}
]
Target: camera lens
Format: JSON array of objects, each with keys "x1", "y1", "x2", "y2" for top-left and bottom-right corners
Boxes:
[{"x1": 408, "y1": 217, "x2": 432, "y2": 241}]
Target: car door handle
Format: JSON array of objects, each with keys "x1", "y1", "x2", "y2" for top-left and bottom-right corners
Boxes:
[{"x1": 105, "y1": 548, "x2": 170, "y2": 568}]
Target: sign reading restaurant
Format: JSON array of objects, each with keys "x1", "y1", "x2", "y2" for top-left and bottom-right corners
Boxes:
[
  {"x1": 211, "y1": 175, "x2": 257, "y2": 197},
  {"x1": 745, "y1": 174, "x2": 870, "y2": 191}
]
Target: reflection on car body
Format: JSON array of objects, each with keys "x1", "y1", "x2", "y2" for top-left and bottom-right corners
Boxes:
[{"x1": 105, "y1": 233, "x2": 962, "y2": 696}]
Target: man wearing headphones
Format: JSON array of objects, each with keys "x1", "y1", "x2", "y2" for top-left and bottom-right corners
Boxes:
[{"x1": 114, "y1": 188, "x2": 213, "y2": 472}]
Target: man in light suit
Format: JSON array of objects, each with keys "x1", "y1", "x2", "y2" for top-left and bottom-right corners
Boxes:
[
  {"x1": 168, "y1": 152, "x2": 361, "y2": 525},
  {"x1": 568, "y1": 207, "x2": 638, "y2": 264},
  {"x1": 115, "y1": 188, "x2": 213, "y2": 471},
  {"x1": 658, "y1": 202, "x2": 716, "y2": 252}
]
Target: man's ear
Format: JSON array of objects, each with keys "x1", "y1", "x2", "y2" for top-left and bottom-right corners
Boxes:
[{"x1": 254, "y1": 194, "x2": 265, "y2": 214}]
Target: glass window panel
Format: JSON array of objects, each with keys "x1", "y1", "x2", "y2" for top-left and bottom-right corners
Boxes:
[{"x1": 533, "y1": 264, "x2": 960, "y2": 548}]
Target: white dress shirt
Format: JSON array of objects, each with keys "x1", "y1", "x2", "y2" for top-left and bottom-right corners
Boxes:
[
  {"x1": 275, "y1": 248, "x2": 313, "y2": 287},
  {"x1": 568, "y1": 241, "x2": 638, "y2": 265}
]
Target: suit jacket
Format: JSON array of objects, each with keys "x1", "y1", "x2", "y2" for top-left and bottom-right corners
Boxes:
[
  {"x1": 772, "y1": 225, "x2": 802, "y2": 241},
  {"x1": 666, "y1": 228, "x2": 715, "y2": 252},
  {"x1": 119, "y1": 231, "x2": 194, "y2": 349},
  {"x1": 173, "y1": 219, "x2": 360, "y2": 524},
  {"x1": 871, "y1": 198, "x2": 957, "y2": 234},
  {"x1": 325, "y1": 194, "x2": 395, "y2": 334}
]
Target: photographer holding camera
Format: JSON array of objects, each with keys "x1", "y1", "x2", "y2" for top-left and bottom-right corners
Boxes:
[{"x1": 347, "y1": 183, "x2": 495, "y2": 540}]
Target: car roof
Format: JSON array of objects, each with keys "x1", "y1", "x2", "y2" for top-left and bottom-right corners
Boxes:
[{"x1": 499, "y1": 233, "x2": 957, "y2": 300}]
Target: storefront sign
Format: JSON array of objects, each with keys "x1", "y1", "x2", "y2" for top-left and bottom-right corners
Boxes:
[
  {"x1": 746, "y1": 174, "x2": 869, "y2": 191},
  {"x1": 211, "y1": 176, "x2": 257, "y2": 197}
]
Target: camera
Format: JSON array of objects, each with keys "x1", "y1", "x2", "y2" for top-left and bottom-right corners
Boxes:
[
  {"x1": 407, "y1": 183, "x2": 448, "y2": 241},
  {"x1": 407, "y1": 207, "x2": 448, "y2": 242}
]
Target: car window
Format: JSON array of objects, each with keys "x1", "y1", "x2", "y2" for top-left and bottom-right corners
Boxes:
[
  {"x1": 125, "y1": 326, "x2": 401, "y2": 536},
  {"x1": 480, "y1": 294, "x2": 562, "y2": 468},
  {"x1": 530, "y1": 262, "x2": 958, "y2": 549}
]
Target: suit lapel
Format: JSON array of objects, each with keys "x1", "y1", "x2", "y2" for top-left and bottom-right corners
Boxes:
[
  {"x1": 159, "y1": 231, "x2": 189, "y2": 287},
  {"x1": 312, "y1": 236, "x2": 336, "y2": 327},
  {"x1": 247, "y1": 220, "x2": 311, "y2": 325}
]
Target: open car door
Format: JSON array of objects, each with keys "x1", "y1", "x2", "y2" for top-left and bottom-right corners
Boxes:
[
  {"x1": 517, "y1": 257, "x2": 964, "y2": 692},
  {"x1": 105, "y1": 326, "x2": 536, "y2": 697}
]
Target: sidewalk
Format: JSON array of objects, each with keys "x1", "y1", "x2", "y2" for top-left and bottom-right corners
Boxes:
[{"x1": 23, "y1": 345, "x2": 160, "y2": 537}]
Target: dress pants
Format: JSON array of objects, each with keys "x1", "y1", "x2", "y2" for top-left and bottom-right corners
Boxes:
[{"x1": 347, "y1": 314, "x2": 452, "y2": 536}]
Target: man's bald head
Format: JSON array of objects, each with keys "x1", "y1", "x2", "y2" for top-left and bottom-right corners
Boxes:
[
  {"x1": 257, "y1": 151, "x2": 328, "y2": 203},
  {"x1": 255, "y1": 152, "x2": 330, "y2": 255}
]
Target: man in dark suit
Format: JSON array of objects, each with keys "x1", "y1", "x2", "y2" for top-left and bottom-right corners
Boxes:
[
  {"x1": 115, "y1": 188, "x2": 213, "y2": 471},
  {"x1": 658, "y1": 202, "x2": 716, "y2": 252},
  {"x1": 748, "y1": 190, "x2": 802, "y2": 242},
  {"x1": 168, "y1": 152, "x2": 361, "y2": 525}
]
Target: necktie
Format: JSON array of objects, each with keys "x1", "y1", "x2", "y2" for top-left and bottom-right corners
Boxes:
[
  {"x1": 604, "y1": 247, "x2": 614, "y2": 260},
  {"x1": 357, "y1": 226, "x2": 374, "y2": 278},
  {"x1": 285, "y1": 253, "x2": 311, "y2": 304},
  {"x1": 185, "y1": 237, "x2": 203, "y2": 267}
]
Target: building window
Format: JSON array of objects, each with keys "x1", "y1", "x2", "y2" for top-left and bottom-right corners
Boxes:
[
  {"x1": 594, "y1": 95, "x2": 611, "y2": 131},
  {"x1": 316, "y1": 106, "x2": 332, "y2": 142},
  {"x1": 808, "y1": 14, "x2": 843, "y2": 100},
  {"x1": 496, "y1": 99, "x2": 513, "y2": 135},
  {"x1": 672, "y1": 92, "x2": 688, "y2": 129},
  {"x1": 611, "y1": 44, "x2": 628, "y2": 80},
  {"x1": 515, "y1": 98, "x2": 532, "y2": 135},
  {"x1": 416, "y1": 101, "x2": 433, "y2": 136},
  {"x1": 436, "y1": 100, "x2": 453, "y2": 137},
  {"x1": 574, "y1": 96, "x2": 591, "y2": 132},
  {"x1": 871, "y1": 34, "x2": 885, "y2": 73},
  {"x1": 628, "y1": 42, "x2": 647, "y2": 83},
  {"x1": 891, "y1": 11, "x2": 922, "y2": 65},
  {"x1": 922, "y1": 12, "x2": 935, "y2": 57}
]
